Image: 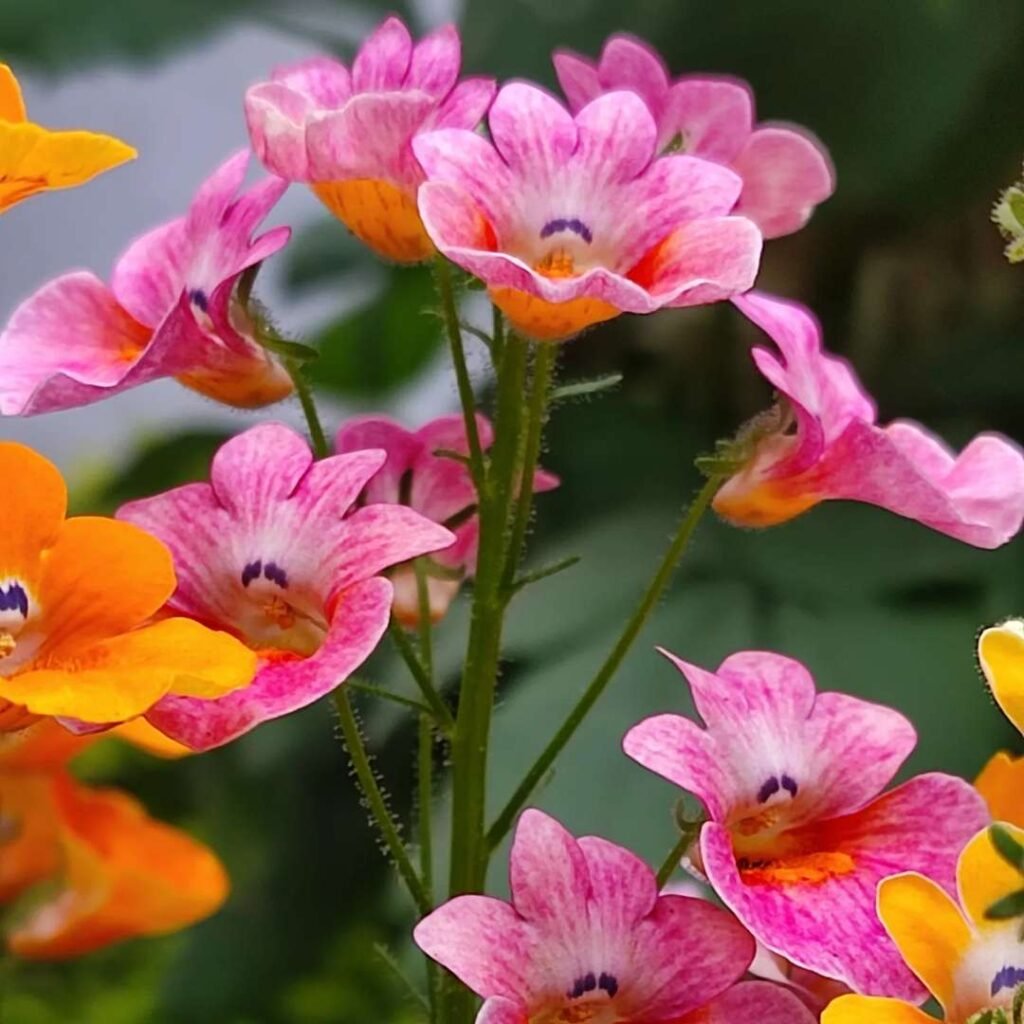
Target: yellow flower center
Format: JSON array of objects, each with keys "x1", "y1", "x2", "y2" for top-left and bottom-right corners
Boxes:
[
  {"x1": 0, "y1": 632, "x2": 15, "y2": 659},
  {"x1": 535, "y1": 247, "x2": 577, "y2": 278},
  {"x1": 262, "y1": 595, "x2": 296, "y2": 631}
]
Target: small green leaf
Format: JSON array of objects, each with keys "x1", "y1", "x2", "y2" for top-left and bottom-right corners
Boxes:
[
  {"x1": 551, "y1": 373, "x2": 623, "y2": 403},
  {"x1": 991, "y1": 825, "x2": 1024, "y2": 871},
  {"x1": 259, "y1": 333, "x2": 320, "y2": 363},
  {"x1": 985, "y1": 888, "x2": 1024, "y2": 922}
]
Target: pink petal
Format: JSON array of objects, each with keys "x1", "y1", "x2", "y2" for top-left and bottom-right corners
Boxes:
[
  {"x1": 407, "y1": 23, "x2": 460, "y2": 98},
  {"x1": 111, "y1": 218, "x2": 189, "y2": 327},
  {"x1": 594, "y1": 34, "x2": 671, "y2": 121},
  {"x1": 307, "y1": 91, "x2": 435, "y2": 190},
  {"x1": 145, "y1": 576, "x2": 393, "y2": 751},
  {"x1": 693, "y1": 981, "x2": 818, "y2": 1024},
  {"x1": 551, "y1": 50, "x2": 602, "y2": 112},
  {"x1": 351, "y1": 16, "x2": 414, "y2": 93},
  {"x1": 244, "y1": 81, "x2": 315, "y2": 181},
  {"x1": 335, "y1": 415, "x2": 423, "y2": 504},
  {"x1": 733, "y1": 125, "x2": 835, "y2": 239},
  {"x1": 477, "y1": 998, "x2": 528, "y2": 1024},
  {"x1": 185, "y1": 150, "x2": 249, "y2": 241},
  {"x1": 662, "y1": 76, "x2": 753, "y2": 162},
  {"x1": 487, "y1": 82, "x2": 578, "y2": 182},
  {"x1": 431, "y1": 76, "x2": 497, "y2": 130},
  {"x1": 701, "y1": 775, "x2": 988, "y2": 1000},
  {"x1": 0, "y1": 272, "x2": 154, "y2": 416},
  {"x1": 574, "y1": 91, "x2": 658, "y2": 185},
  {"x1": 413, "y1": 896, "x2": 532, "y2": 1001},
  {"x1": 577, "y1": 835, "x2": 658, "y2": 928},
  {"x1": 271, "y1": 55, "x2": 352, "y2": 107},
  {"x1": 509, "y1": 808, "x2": 590, "y2": 927}
]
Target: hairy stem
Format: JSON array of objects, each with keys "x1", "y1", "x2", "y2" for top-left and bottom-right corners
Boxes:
[
  {"x1": 285, "y1": 358, "x2": 329, "y2": 459},
  {"x1": 389, "y1": 620, "x2": 454, "y2": 735}
]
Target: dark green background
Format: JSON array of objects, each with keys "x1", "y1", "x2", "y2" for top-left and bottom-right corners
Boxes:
[{"x1": 3, "y1": 0, "x2": 1024, "y2": 1019}]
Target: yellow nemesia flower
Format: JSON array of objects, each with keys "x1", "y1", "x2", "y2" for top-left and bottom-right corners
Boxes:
[
  {"x1": 0, "y1": 63, "x2": 136, "y2": 214},
  {"x1": 979, "y1": 620, "x2": 1024, "y2": 735}
]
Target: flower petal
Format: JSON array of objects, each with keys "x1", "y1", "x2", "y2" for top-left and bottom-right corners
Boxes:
[
  {"x1": 594, "y1": 35, "x2": 671, "y2": 118},
  {"x1": 551, "y1": 50, "x2": 602, "y2": 112},
  {"x1": 975, "y1": 751, "x2": 1024, "y2": 826},
  {"x1": 351, "y1": 16, "x2": 413, "y2": 92},
  {"x1": 407, "y1": 23, "x2": 460, "y2": 98},
  {"x1": 821, "y1": 996, "x2": 935, "y2": 1024},
  {"x1": 0, "y1": 772, "x2": 62, "y2": 902},
  {"x1": 573, "y1": 90, "x2": 657, "y2": 185},
  {"x1": 663, "y1": 77, "x2": 753, "y2": 162},
  {"x1": 0, "y1": 442, "x2": 66, "y2": 588},
  {"x1": 694, "y1": 980, "x2": 818, "y2": 1023},
  {"x1": 487, "y1": 82, "x2": 578, "y2": 182},
  {"x1": 476, "y1": 998, "x2": 528, "y2": 1024},
  {"x1": 433, "y1": 77, "x2": 497, "y2": 130},
  {"x1": 979, "y1": 621, "x2": 1024, "y2": 735},
  {"x1": 0, "y1": 64, "x2": 26, "y2": 123},
  {"x1": 509, "y1": 808, "x2": 590, "y2": 927},
  {"x1": 956, "y1": 823, "x2": 1024, "y2": 931},
  {"x1": 110, "y1": 219, "x2": 189, "y2": 328}
]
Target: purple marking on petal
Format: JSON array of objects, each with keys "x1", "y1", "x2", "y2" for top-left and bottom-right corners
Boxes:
[
  {"x1": 781, "y1": 774, "x2": 799, "y2": 797},
  {"x1": 568, "y1": 973, "x2": 600, "y2": 1000},
  {"x1": 598, "y1": 973, "x2": 619, "y2": 998},
  {"x1": 540, "y1": 217, "x2": 593, "y2": 244},
  {"x1": 241, "y1": 560, "x2": 262, "y2": 587},
  {"x1": 992, "y1": 965, "x2": 1024, "y2": 996},
  {"x1": 0, "y1": 583, "x2": 28, "y2": 618},
  {"x1": 189, "y1": 288, "x2": 209, "y2": 312},
  {"x1": 264, "y1": 561, "x2": 289, "y2": 588},
  {"x1": 757, "y1": 776, "x2": 780, "y2": 803}
]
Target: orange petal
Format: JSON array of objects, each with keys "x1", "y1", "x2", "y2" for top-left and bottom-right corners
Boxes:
[
  {"x1": 0, "y1": 720, "x2": 94, "y2": 771},
  {"x1": 35, "y1": 517, "x2": 175, "y2": 659},
  {"x1": 8, "y1": 775, "x2": 228, "y2": 959},
  {"x1": 489, "y1": 286, "x2": 620, "y2": 341},
  {"x1": 111, "y1": 718, "x2": 190, "y2": 760},
  {"x1": 0, "y1": 772, "x2": 62, "y2": 902},
  {"x1": 979, "y1": 621, "x2": 1024, "y2": 735},
  {"x1": 0, "y1": 442, "x2": 67, "y2": 591},
  {"x1": 975, "y1": 751, "x2": 1024, "y2": 827},
  {"x1": 0, "y1": 618, "x2": 258, "y2": 723},
  {"x1": 0, "y1": 121, "x2": 135, "y2": 214},
  {"x1": 0, "y1": 64, "x2": 26, "y2": 123},
  {"x1": 957, "y1": 822, "x2": 1024, "y2": 930},
  {"x1": 821, "y1": 995, "x2": 935, "y2": 1024}
]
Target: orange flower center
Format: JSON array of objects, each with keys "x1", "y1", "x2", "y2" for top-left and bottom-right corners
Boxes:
[
  {"x1": 261, "y1": 595, "x2": 296, "y2": 631},
  {"x1": 0, "y1": 632, "x2": 15, "y2": 659},
  {"x1": 535, "y1": 247, "x2": 578, "y2": 278}
]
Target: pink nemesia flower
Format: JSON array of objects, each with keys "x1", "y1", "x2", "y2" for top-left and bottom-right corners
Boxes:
[
  {"x1": 553, "y1": 34, "x2": 834, "y2": 239},
  {"x1": 412, "y1": 82, "x2": 762, "y2": 341},
  {"x1": 414, "y1": 808, "x2": 815, "y2": 1024},
  {"x1": 335, "y1": 414, "x2": 558, "y2": 626},
  {"x1": 623, "y1": 648, "x2": 990, "y2": 1001},
  {"x1": 244, "y1": 16, "x2": 495, "y2": 263},
  {"x1": 715, "y1": 292, "x2": 1024, "y2": 548},
  {"x1": 115, "y1": 423, "x2": 454, "y2": 751},
  {"x1": 0, "y1": 151, "x2": 294, "y2": 416}
]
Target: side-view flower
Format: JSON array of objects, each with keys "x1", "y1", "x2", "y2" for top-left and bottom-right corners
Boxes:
[
  {"x1": 117, "y1": 423, "x2": 454, "y2": 750},
  {"x1": 0, "y1": 150, "x2": 293, "y2": 416},
  {"x1": 623, "y1": 648, "x2": 989, "y2": 999}
]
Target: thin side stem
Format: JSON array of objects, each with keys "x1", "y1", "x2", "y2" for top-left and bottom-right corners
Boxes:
[
  {"x1": 285, "y1": 358, "x2": 329, "y2": 459},
  {"x1": 348, "y1": 680, "x2": 435, "y2": 717},
  {"x1": 433, "y1": 258, "x2": 486, "y2": 488},
  {"x1": 486, "y1": 475, "x2": 724, "y2": 851},
  {"x1": 389, "y1": 620, "x2": 455, "y2": 735},
  {"x1": 418, "y1": 714, "x2": 439, "y2": 1021},
  {"x1": 414, "y1": 558, "x2": 434, "y2": 682},
  {"x1": 332, "y1": 688, "x2": 431, "y2": 916},
  {"x1": 655, "y1": 826, "x2": 699, "y2": 890}
]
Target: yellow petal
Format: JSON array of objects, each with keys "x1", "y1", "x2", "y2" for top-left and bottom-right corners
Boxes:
[
  {"x1": 0, "y1": 120, "x2": 135, "y2": 214},
  {"x1": 957, "y1": 822, "x2": 1024, "y2": 930},
  {"x1": 0, "y1": 64, "x2": 26, "y2": 122},
  {"x1": 878, "y1": 871, "x2": 971, "y2": 1011},
  {"x1": 979, "y1": 621, "x2": 1024, "y2": 735},
  {"x1": 0, "y1": 618, "x2": 257, "y2": 723},
  {"x1": 821, "y1": 995, "x2": 936, "y2": 1024},
  {"x1": 975, "y1": 751, "x2": 1024, "y2": 828}
]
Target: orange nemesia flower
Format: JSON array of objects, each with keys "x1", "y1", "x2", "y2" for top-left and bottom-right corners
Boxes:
[
  {"x1": 0, "y1": 442, "x2": 258, "y2": 730},
  {"x1": 0, "y1": 64, "x2": 136, "y2": 214}
]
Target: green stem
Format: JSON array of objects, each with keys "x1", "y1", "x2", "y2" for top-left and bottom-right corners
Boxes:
[
  {"x1": 348, "y1": 680, "x2": 435, "y2": 717},
  {"x1": 503, "y1": 343, "x2": 555, "y2": 592},
  {"x1": 418, "y1": 714, "x2": 439, "y2": 1021},
  {"x1": 389, "y1": 620, "x2": 455, "y2": 735},
  {"x1": 655, "y1": 823, "x2": 701, "y2": 890},
  {"x1": 486, "y1": 475, "x2": 724, "y2": 851},
  {"x1": 332, "y1": 688, "x2": 431, "y2": 915},
  {"x1": 414, "y1": 558, "x2": 434, "y2": 681},
  {"x1": 285, "y1": 358, "x2": 329, "y2": 459},
  {"x1": 433, "y1": 258, "x2": 486, "y2": 488}
]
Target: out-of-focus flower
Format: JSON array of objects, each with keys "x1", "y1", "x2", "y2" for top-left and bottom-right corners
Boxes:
[
  {"x1": 976, "y1": 753, "x2": 1024, "y2": 828},
  {"x1": 245, "y1": 16, "x2": 494, "y2": 263},
  {"x1": 0, "y1": 442, "x2": 257, "y2": 731},
  {"x1": 335, "y1": 414, "x2": 558, "y2": 626},
  {"x1": 413, "y1": 82, "x2": 762, "y2": 341},
  {"x1": 714, "y1": 292, "x2": 1024, "y2": 548},
  {"x1": 117, "y1": 423, "x2": 454, "y2": 751},
  {"x1": 553, "y1": 34, "x2": 833, "y2": 239},
  {"x1": 0, "y1": 63, "x2": 135, "y2": 215},
  {"x1": 822, "y1": 826, "x2": 1024, "y2": 1023},
  {"x1": 624, "y1": 648, "x2": 989, "y2": 1000},
  {"x1": 414, "y1": 808, "x2": 814, "y2": 1024},
  {"x1": 979, "y1": 620, "x2": 1024, "y2": 736},
  {"x1": 992, "y1": 168, "x2": 1024, "y2": 264},
  {"x1": 0, "y1": 151, "x2": 293, "y2": 416},
  {"x1": 3, "y1": 771, "x2": 228, "y2": 959}
]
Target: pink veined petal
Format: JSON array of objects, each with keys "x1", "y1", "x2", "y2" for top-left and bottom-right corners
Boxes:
[
  {"x1": 631, "y1": 215, "x2": 762, "y2": 307},
  {"x1": 145, "y1": 576, "x2": 392, "y2": 751},
  {"x1": 661, "y1": 76, "x2": 754, "y2": 162},
  {"x1": 487, "y1": 82, "x2": 578, "y2": 183},
  {"x1": 409, "y1": 413, "x2": 493, "y2": 525},
  {"x1": 0, "y1": 272, "x2": 154, "y2": 416},
  {"x1": 111, "y1": 218, "x2": 190, "y2": 327},
  {"x1": 691, "y1": 980, "x2": 818, "y2": 1024},
  {"x1": 733, "y1": 125, "x2": 835, "y2": 239},
  {"x1": 351, "y1": 15, "x2": 414, "y2": 92},
  {"x1": 287, "y1": 448, "x2": 387, "y2": 531},
  {"x1": 594, "y1": 34, "x2": 672, "y2": 122},
  {"x1": 271, "y1": 54, "x2": 352, "y2": 107},
  {"x1": 431, "y1": 76, "x2": 498, "y2": 130},
  {"x1": 407, "y1": 23, "x2": 461, "y2": 98},
  {"x1": 413, "y1": 896, "x2": 532, "y2": 1002},
  {"x1": 335, "y1": 415, "x2": 423, "y2": 504},
  {"x1": 551, "y1": 50, "x2": 602, "y2": 112},
  {"x1": 573, "y1": 91, "x2": 658, "y2": 186},
  {"x1": 577, "y1": 835, "x2": 658, "y2": 930},
  {"x1": 244, "y1": 81, "x2": 315, "y2": 181},
  {"x1": 476, "y1": 998, "x2": 528, "y2": 1024},
  {"x1": 700, "y1": 774, "x2": 988, "y2": 1001},
  {"x1": 184, "y1": 150, "x2": 250, "y2": 243},
  {"x1": 307, "y1": 91, "x2": 436, "y2": 189}
]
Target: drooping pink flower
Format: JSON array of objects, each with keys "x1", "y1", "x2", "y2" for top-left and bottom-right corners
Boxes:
[
  {"x1": 414, "y1": 808, "x2": 815, "y2": 1024},
  {"x1": 116, "y1": 423, "x2": 454, "y2": 751},
  {"x1": 245, "y1": 16, "x2": 495, "y2": 263},
  {"x1": 714, "y1": 292, "x2": 1024, "y2": 548},
  {"x1": 624, "y1": 649, "x2": 989, "y2": 1001},
  {"x1": 335, "y1": 414, "x2": 558, "y2": 626},
  {"x1": 413, "y1": 82, "x2": 762, "y2": 341},
  {"x1": 553, "y1": 34, "x2": 834, "y2": 239},
  {"x1": 0, "y1": 151, "x2": 293, "y2": 416}
]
